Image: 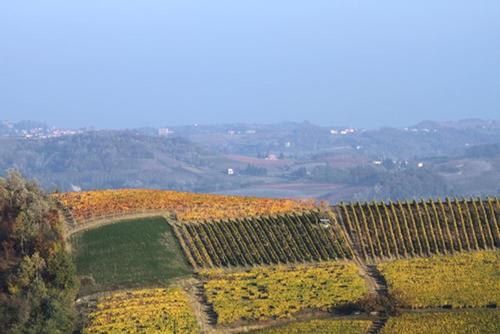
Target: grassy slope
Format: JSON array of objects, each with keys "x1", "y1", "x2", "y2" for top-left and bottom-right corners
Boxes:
[{"x1": 71, "y1": 217, "x2": 192, "y2": 292}]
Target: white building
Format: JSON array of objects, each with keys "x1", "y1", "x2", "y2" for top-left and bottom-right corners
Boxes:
[{"x1": 158, "y1": 128, "x2": 173, "y2": 136}]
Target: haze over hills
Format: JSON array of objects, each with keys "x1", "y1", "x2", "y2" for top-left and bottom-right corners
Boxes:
[{"x1": 1, "y1": 118, "x2": 499, "y2": 201}]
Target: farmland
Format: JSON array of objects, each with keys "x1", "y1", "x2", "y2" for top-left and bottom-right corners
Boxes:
[
  {"x1": 174, "y1": 211, "x2": 352, "y2": 269},
  {"x1": 71, "y1": 217, "x2": 191, "y2": 292},
  {"x1": 84, "y1": 287, "x2": 199, "y2": 334},
  {"x1": 336, "y1": 198, "x2": 499, "y2": 261},
  {"x1": 378, "y1": 250, "x2": 500, "y2": 308},
  {"x1": 56, "y1": 189, "x2": 314, "y2": 222},
  {"x1": 173, "y1": 197, "x2": 499, "y2": 269},
  {"x1": 381, "y1": 310, "x2": 500, "y2": 334},
  {"x1": 61, "y1": 192, "x2": 499, "y2": 333},
  {"x1": 201, "y1": 261, "x2": 368, "y2": 325},
  {"x1": 248, "y1": 318, "x2": 372, "y2": 334}
]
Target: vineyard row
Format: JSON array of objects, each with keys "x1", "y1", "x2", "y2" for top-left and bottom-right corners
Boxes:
[
  {"x1": 336, "y1": 197, "x2": 500, "y2": 261},
  {"x1": 172, "y1": 211, "x2": 353, "y2": 269},
  {"x1": 174, "y1": 197, "x2": 499, "y2": 268}
]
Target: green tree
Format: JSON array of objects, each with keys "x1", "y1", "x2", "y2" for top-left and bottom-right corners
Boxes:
[{"x1": 0, "y1": 171, "x2": 79, "y2": 333}]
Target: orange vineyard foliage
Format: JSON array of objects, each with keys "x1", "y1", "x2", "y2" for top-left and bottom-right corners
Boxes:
[{"x1": 55, "y1": 189, "x2": 315, "y2": 222}]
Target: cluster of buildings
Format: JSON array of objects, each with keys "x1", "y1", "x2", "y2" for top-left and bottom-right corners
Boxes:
[
  {"x1": 1, "y1": 121, "x2": 81, "y2": 140},
  {"x1": 21, "y1": 128, "x2": 80, "y2": 139},
  {"x1": 330, "y1": 128, "x2": 357, "y2": 135}
]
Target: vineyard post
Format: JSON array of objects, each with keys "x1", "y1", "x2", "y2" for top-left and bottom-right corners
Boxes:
[
  {"x1": 444, "y1": 197, "x2": 463, "y2": 252},
  {"x1": 365, "y1": 203, "x2": 385, "y2": 259},
  {"x1": 382, "y1": 201, "x2": 400, "y2": 258},
  {"x1": 374, "y1": 201, "x2": 392, "y2": 258},
  {"x1": 406, "y1": 201, "x2": 431, "y2": 256},
  {"x1": 421, "y1": 198, "x2": 441, "y2": 255},
  {"x1": 397, "y1": 200, "x2": 415, "y2": 257},
  {"x1": 469, "y1": 197, "x2": 488, "y2": 249},
  {"x1": 474, "y1": 198, "x2": 495, "y2": 249},
  {"x1": 429, "y1": 198, "x2": 449, "y2": 254},
  {"x1": 458, "y1": 197, "x2": 479, "y2": 250},
  {"x1": 486, "y1": 197, "x2": 500, "y2": 246},
  {"x1": 390, "y1": 200, "x2": 409, "y2": 257}
]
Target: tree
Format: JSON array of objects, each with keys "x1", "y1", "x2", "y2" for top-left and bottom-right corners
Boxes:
[{"x1": 0, "y1": 171, "x2": 79, "y2": 333}]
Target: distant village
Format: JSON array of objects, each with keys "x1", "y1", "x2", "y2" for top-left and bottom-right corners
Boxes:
[{"x1": 0, "y1": 120, "x2": 81, "y2": 139}]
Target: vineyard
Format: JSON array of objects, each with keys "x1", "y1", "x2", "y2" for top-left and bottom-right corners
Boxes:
[
  {"x1": 172, "y1": 197, "x2": 499, "y2": 269},
  {"x1": 248, "y1": 319, "x2": 372, "y2": 334},
  {"x1": 172, "y1": 211, "x2": 353, "y2": 269},
  {"x1": 378, "y1": 250, "x2": 500, "y2": 308},
  {"x1": 84, "y1": 287, "x2": 199, "y2": 334},
  {"x1": 55, "y1": 189, "x2": 314, "y2": 222},
  {"x1": 380, "y1": 310, "x2": 500, "y2": 334},
  {"x1": 200, "y1": 261, "x2": 368, "y2": 324},
  {"x1": 335, "y1": 198, "x2": 499, "y2": 261},
  {"x1": 66, "y1": 192, "x2": 500, "y2": 333}
]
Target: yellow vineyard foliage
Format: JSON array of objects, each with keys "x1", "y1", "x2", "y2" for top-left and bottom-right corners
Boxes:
[
  {"x1": 381, "y1": 310, "x2": 500, "y2": 334},
  {"x1": 378, "y1": 250, "x2": 500, "y2": 308},
  {"x1": 249, "y1": 319, "x2": 372, "y2": 334},
  {"x1": 56, "y1": 189, "x2": 314, "y2": 222},
  {"x1": 201, "y1": 261, "x2": 368, "y2": 325},
  {"x1": 84, "y1": 287, "x2": 199, "y2": 334}
]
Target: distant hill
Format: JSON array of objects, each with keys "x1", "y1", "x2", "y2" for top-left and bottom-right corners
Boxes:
[
  {"x1": 0, "y1": 119, "x2": 499, "y2": 199},
  {"x1": 0, "y1": 131, "x2": 236, "y2": 191}
]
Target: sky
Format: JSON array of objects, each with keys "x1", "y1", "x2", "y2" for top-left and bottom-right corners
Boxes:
[{"x1": 1, "y1": 1, "x2": 499, "y2": 129}]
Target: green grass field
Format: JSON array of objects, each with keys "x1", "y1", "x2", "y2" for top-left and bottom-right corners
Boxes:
[{"x1": 71, "y1": 217, "x2": 192, "y2": 292}]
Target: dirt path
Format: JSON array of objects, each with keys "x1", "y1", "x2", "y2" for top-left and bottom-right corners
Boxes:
[{"x1": 181, "y1": 278, "x2": 218, "y2": 334}]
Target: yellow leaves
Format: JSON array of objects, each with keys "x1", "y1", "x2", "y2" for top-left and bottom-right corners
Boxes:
[
  {"x1": 252, "y1": 319, "x2": 372, "y2": 334},
  {"x1": 381, "y1": 310, "x2": 500, "y2": 334},
  {"x1": 378, "y1": 250, "x2": 500, "y2": 308},
  {"x1": 202, "y1": 261, "x2": 368, "y2": 325},
  {"x1": 84, "y1": 287, "x2": 199, "y2": 334},
  {"x1": 55, "y1": 189, "x2": 314, "y2": 222}
]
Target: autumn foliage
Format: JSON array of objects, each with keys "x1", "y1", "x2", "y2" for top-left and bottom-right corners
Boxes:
[
  {"x1": 55, "y1": 189, "x2": 315, "y2": 222},
  {"x1": 0, "y1": 172, "x2": 79, "y2": 333}
]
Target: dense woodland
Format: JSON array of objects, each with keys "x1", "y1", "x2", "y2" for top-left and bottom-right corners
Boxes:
[{"x1": 0, "y1": 172, "x2": 79, "y2": 333}]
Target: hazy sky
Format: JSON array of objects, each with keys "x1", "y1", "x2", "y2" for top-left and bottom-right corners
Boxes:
[{"x1": 1, "y1": 1, "x2": 499, "y2": 129}]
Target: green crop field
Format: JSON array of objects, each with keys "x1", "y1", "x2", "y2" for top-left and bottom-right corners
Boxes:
[{"x1": 71, "y1": 217, "x2": 192, "y2": 292}]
